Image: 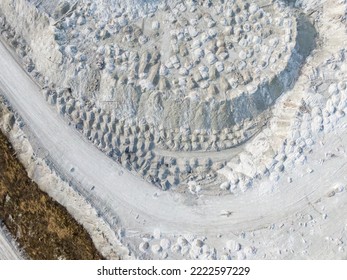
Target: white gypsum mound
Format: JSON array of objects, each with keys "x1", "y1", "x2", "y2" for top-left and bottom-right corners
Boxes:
[{"x1": 0, "y1": 0, "x2": 347, "y2": 260}]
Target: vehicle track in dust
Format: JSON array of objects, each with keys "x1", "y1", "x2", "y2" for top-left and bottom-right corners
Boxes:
[{"x1": 0, "y1": 0, "x2": 347, "y2": 259}]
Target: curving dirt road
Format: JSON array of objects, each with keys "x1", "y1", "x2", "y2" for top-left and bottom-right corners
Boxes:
[
  {"x1": 0, "y1": 227, "x2": 22, "y2": 260},
  {"x1": 0, "y1": 36, "x2": 346, "y2": 229},
  {"x1": 1, "y1": 0, "x2": 347, "y2": 259}
]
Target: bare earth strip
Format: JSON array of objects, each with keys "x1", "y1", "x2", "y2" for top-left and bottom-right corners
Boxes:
[
  {"x1": 0, "y1": 130, "x2": 103, "y2": 259},
  {"x1": 0, "y1": 1, "x2": 347, "y2": 259}
]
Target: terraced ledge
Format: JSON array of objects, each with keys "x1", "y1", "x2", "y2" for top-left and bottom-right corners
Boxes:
[
  {"x1": 1, "y1": 0, "x2": 347, "y2": 261},
  {"x1": 0, "y1": 1, "x2": 316, "y2": 190}
]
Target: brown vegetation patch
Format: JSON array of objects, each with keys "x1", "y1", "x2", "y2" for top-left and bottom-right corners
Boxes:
[{"x1": 0, "y1": 131, "x2": 103, "y2": 260}]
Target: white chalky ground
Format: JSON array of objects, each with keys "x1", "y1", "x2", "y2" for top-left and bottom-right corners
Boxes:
[{"x1": 0, "y1": 0, "x2": 347, "y2": 259}]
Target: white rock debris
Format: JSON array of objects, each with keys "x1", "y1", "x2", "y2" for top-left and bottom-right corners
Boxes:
[{"x1": 1, "y1": 0, "x2": 347, "y2": 260}]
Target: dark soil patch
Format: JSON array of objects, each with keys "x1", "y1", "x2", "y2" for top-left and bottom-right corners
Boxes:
[{"x1": 0, "y1": 131, "x2": 103, "y2": 260}]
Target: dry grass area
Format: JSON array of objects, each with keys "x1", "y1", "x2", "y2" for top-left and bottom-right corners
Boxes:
[{"x1": 0, "y1": 131, "x2": 103, "y2": 260}]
